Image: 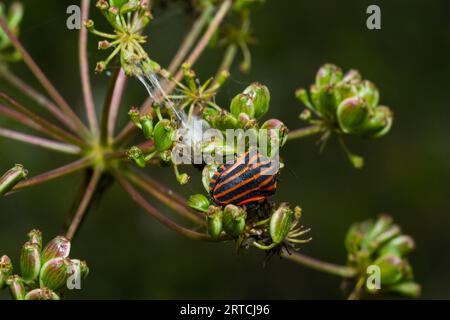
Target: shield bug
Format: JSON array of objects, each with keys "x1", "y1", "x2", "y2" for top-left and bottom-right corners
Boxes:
[{"x1": 209, "y1": 149, "x2": 278, "y2": 208}]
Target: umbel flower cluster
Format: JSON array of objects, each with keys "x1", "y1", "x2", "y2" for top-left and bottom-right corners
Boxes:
[
  {"x1": 0, "y1": 0, "x2": 419, "y2": 299},
  {"x1": 0, "y1": 230, "x2": 89, "y2": 300}
]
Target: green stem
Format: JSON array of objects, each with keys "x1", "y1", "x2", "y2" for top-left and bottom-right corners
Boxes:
[
  {"x1": 287, "y1": 125, "x2": 323, "y2": 140},
  {"x1": 214, "y1": 44, "x2": 237, "y2": 81},
  {"x1": 0, "y1": 128, "x2": 82, "y2": 154},
  {"x1": 281, "y1": 250, "x2": 357, "y2": 278},
  {"x1": 347, "y1": 276, "x2": 365, "y2": 300}
]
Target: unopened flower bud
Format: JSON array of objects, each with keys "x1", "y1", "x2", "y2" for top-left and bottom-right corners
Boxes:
[
  {"x1": 70, "y1": 259, "x2": 89, "y2": 280},
  {"x1": 140, "y1": 114, "x2": 153, "y2": 139},
  {"x1": 230, "y1": 93, "x2": 255, "y2": 118},
  {"x1": 223, "y1": 205, "x2": 246, "y2": 237},
  {"x1": 337, "y1": 97, "x2": 369, "y2": 134},
  {"x1": 374, "y1": 254, "x2": 405, "y2": 286},
  {"x1": 211, "y1": 111, "x2": 239, "y2": 130},
  {"x1": 128, "y1": 107, "x2": 141, "y2": 128},
  {"x1": 20, "y1": 242, "x2": 41, "y2": 283},
  {"x1": 206, "y1": 206, "x2": 223, "y2": 239},
  {"x1": 315, "y1": 63, "x2": 343, "y2": 89},
  {"x1": 6, "y1": 275, "x2": 25, "y2": 300},
  {"x1": 96, "y1": 0, "x2": 109, "y2": 10},
  {"x1": 379, "y1": 235, "x2": 415, "y2": 257},
  {"x1": 357, "y1": 80, "x2": 379, "y2": 108},
  {"x1": 270, "y1": 203, "x2": 294, "y2": 244},
  {"x1": 389, "y1": 281, "x2": 421, "y2": 298},
  {"x1": 243, "y1": 83, "x2": 270, "y2": 119},
  {"x1": 98, "y1": 40, "x2": 111, "y2": 50},
  {"x1": 95, "y1": 61, "x2": 106, "y2": 73},
  {"x1": 188, "y1": 194, "x2": 210, "y2": 213},
  {"x1": 342, "y1": 69, "x2": 362, "y2": 84},
  {"x1": 27, "y1": 229, "x2": 42, "y2": 251},
  {"x1": 362, "y1": 106, "x2": 393, "y2": 138},
  {"x1": 25, "y1": 287, "x2": 60, "y2": 300},
  {"x1": 0, "y1": 255, "x2": 13, "y2": 289},
  {"x1": 39, "y1": 257, "x2": 75, "y2": 291},
  {"x1": 84, "y1": 19, "x2": 94, "y2": 31},
  {"x1": 153, "y1": 119, "x2": 174, "y2": 151},
  {"x1": 0, "y1": 164, "x2": 28, "y2": 196},
  {"x1": 127, "y1": 146, "x2": 147, "y2": 168},
  {"x1": 41, "y1": 236, "x2": 71, "y2": 265},
  {"x1": 311, "y1": 85, "x2": 337, "y2": 120}
]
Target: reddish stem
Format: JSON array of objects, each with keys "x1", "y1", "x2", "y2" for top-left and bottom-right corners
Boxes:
[{"x1": 107, "y1": 69, "x2": 127, "y2": 142}]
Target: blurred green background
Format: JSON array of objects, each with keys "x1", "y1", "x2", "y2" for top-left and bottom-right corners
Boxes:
[{"x1": 1, "y1": 0, "x2": 449, "y2": 299}]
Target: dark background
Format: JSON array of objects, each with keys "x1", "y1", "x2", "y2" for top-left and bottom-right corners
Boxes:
[{"x1": 1, "y1": 0, "x2": 449, "y2": 299}]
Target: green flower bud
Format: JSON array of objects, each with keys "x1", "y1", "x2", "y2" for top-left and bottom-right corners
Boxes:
[
  {"x1": 374, "y1": 254, "x2": 405, "y2": 286},
  {"x1": 25, "y1": 287, "x2": 60, "y2": 300},
  {"x1": 243, "y1": 83, "x2": 270, "y2": 119},
  {"x1": 230, "y1": 93, "x2": 255, "y2": 118},
  {"x1": 260, "y1": 118, "x2": 288, "y2": 148},
  {"x1": 210, "y1": 111, "x2": 239, "y2": 130},
  {"x1": 315, "y1": 64, "x2": 343, "y2": 89},
  {"x1": 357, "y1": 80, "x2": 379, "y2": 108},
  {"x1": 389, "y1": 281, "x2": 421, "y2": 298},
  {"x1": 153, "y1": 119, "x2": 174, "y2": 151},
  {"x1": 311, "y1": 84, "x2": 337, "y2": 121},
  {"x1": 371, "y1": 225, "x2": 401, "y2": 249},
  {"x1": 127, "y1": 146, "x2": 147, "y2": 168},
  {"x1": 0, "y1": 164, "x2": 28, "y2": 196},
  {"x1": 295, "y1": 88, "x2": 315, "y2": 111},
  {"x1": 128, "y1": 107, "x2": 141, "y2": 128},
  {"x1": 206, "y1": 206, "x2": 223, "y2": 239},
  {"x1": 187, "y1": 194, "x2": 210, "y2": 213},
  {"x1": 223, "y1": 205, "x2": 246, "y2": 237},
  {"x1": 97, "y1": 0, "x2": 110, "y2": 10},
  {"x1": 379, "y1": 235, "x2": 415, "y2": 257},
  {"x1": 140, "y1": 114, "x2": 154, "y2": 139},
  {"x1": 270, "y1": 204, "x2": 294, "y2": 244},
  {"x1": 95, "y1": 61, "x2": 106, "y2": 73},
  {"x1": 367, "y1": 214, "x2": 393, "y2": 241},
  {"x1": 41, "y1": 236, "x2": 71, "y2": 265},
  {"x1": 20, "y1": 242, "x2": 41, "y2": 283},
  {"x1": 27, "y1": 229, "x2": 42, "y2": 251},
  {"x1": 202, "y1": 164, "x2": 218, "y2": 192},
  {"x1": 71, "y1": 259, "x2": 89, "y2": 280},
  {"x1": 362, "y1": 106, "x2": 393, "y2": 138},
  {"x1": 0, "y1": 255, "x2": 13, "y2": 289},
  {"x1": 6, "y1": 275, "x2": 25, "y2": 300},
  {"x1": 40, "y1": 257, "x2": 75, "y2": 291},
  {"x1": 342, "y1": 69, "x2": 362, "y2": 85},
  {"x1": 337, "y1": 97, "x2": 369, "y2": 134}
]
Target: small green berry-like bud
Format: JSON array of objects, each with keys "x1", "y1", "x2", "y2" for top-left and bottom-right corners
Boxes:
[
  {"x1": 41, "y1": 236, "x2": 71, "y2": 265},
  {"x1": 95, "y1": 61, "x2": 106, "y2": 73},
  {"x1": 379, "y1": 235, "x2": 415, "y2": 257},
  {"x1": 260, "y1": 118, "x2": 289, "y2": 147},
  {"x1": 187, "y1": 194, "x2": 210, "y2": 213},
  {"x1": 71, "y1": 259, "x2": 89, "y2": 280},
  {"x1": 388, "y1": 281, "x2": 421, "y2": 298},
  {"x1": 210, "y1": 111, "x2": 239, "y2": 130},
  {"x1": 20, "y1": 242, "x2": 41, "y2": 283},
  {"x1": 315, "y1": 63, "x2": 343, "y2": 89},
  {"x1": 84, "y1": 19, "x2": 94, "y2": 30},
  {"x1": 362, "y1": 106, "x2": 393, "y2": 138},
  {"x1": 0, "y1": 255, "x2": 13, "y2": 289},
  {"x1": 6, "y1": 275, "x2": 25, "y2": 300},
  {"x1": 39, "y1": 258, "x2": 75, "y2": 291},
  {"x1": 127, "y1": 146, "x2": 147, "y2": 168},
  {"x1": 25, "y1": 287, "x2": 60, "y2": 300},
  {"x1": 374, "y1": 254, "x2": 405, "y2": 286},
  {"x1": 0, "y1": 164, "x2": 28, "y2": 196},
  {"x1": 230, "y1": 93, "x2": 255, "y2": 118},
  {"x1": 337, "y1": 97, "x2": 369, "y2": 134},
  {"x1": 270, "y1": 203, "x2": 294, "y2": 244},
  {"x1": 128, "y1": 107, "x2": 141, "y2": 128},
  {"x1": 97, "y1": 0, "x2": 109, "y2": 10},
  {"x1": 27, "y1": 229, "x2": 42, "y2": 251},
  {"x1": 243, "y1": 83, "x2": 270, "y2": 119},
  {"x1": 177, "y1": 173, "x2": 190, "y2": 185},
  {"x1": 295, "y1": 88, "x2": 315, "y2": 111},
  {"x1": 153, "y1": 119, "x2": 174, "y2": 151},
  {"x1": 109, "y1": 0, "x2": 127, "y2": 8},
  {"x1": 223, "y1": 205, "x2": 246, "y2": 237},
  {"x1": 206, "y1": 206, "x2": 223, "y2": 239},
  {"x1": 342, "y1": 69, "x2": 362, "y2": 84},
  {"x1": 311, "y1": 85, "x2": 337, "y2": 121},
  {"x1": 140, "y1": 114, "x2": 154, "y2": 139},
  {"x1": 357, "y1": 80, "x2": 379, "y2": 108}
]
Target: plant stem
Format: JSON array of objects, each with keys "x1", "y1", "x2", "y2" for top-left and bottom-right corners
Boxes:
[
  {"x1": 100, "y1": 68, "x2": 120, "y2": 145},
  {"x1": 0, "y1": 92, "x2": 89, "y2": 148},
  {"x1": 114, "y1": 171, "x2": 223, "y2": 242},
  {"x1": 0, "y1": 16, "x2": 90, "y2": 138},
  {"x1": 0, "y1": 128, "x2": 82, "y2": 154},
  {"x1": 79, "y1": 0, "x2": 99, "y2": 136},
  {"x1": 287, "y1": 125, "x2": 323, "y2": 141},
  {"x1": 9, "y1": 157, "x2": 93, "y2": 193},
  {"x1": 125, "y1": 169, "x2": 205, "y2": 226},
  {"x1": 65, "y1": 167, "x2": 102, "y2": 240},
  {"x1": 347, "y1": 276, "x2": 365, "y2": 300},
  {"x1": 214, "y1": 43, "x2": 237, "y2": 81},
  {"x1": 107, "y1": 69, "x2": 127, "y2": 143},
  {"x1": 281, "y1": 250, "x2": 357, "y2": 278},
  {"x1": 0, "y1": 68, "x2": 78, "y2": 133},
  {"x1": 167, "y1": 4, "x2": 215, "y2": 74}
]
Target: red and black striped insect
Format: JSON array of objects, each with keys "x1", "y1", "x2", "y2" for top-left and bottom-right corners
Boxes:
[{"x1": 209, "y1": 150, "x2": 279, "y2": 208}]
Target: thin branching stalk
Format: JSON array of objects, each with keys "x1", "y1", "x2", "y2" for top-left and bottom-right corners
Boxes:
[
  {"x1": 100, "y1": 68, "x2": 120, "y2": 145},
  {"x1": 0, "y1": 128, "x2": 82, "y2": 154},
  {"x1": 107, "y1": 69, "x2": 127, "y2": 143},
  {"x1": 9, "y1": 156, "x2": 93, "y2": 192},
  {"x1": 0, "y1": 68, "x2": 78, "y2": 133},
  {"x1": 0, "y1": 92, "x2": 89, "y2": 148},
  {"x1": 281, "y1": 250, "x2": 357, "y2": 278},
  {"x1": 215, "y1": 43, "x2": 237, "y2": 81},
  {"x1": 125, "y1": 169, "x2": 205, "y2": 226},
  {"x1": 65, "y1": 167, "x2": 102, "y2": 240},
  {"x1": 114, "y1": 171, "x2": 224, "y2": 242},
  {"x1": 0, "y1": 16, "x2": 90, "y2": 138},
  {"x1": 79, "y1": 0, "x2": 99, "y2": 136},
  {"x1": 0, "y1": 103, "x2": 51, "y2": 132},
  {"x1": 287, "y1": 125, "x2": 323, "y2": 140}
]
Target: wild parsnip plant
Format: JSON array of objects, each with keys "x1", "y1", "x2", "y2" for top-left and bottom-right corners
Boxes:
[{"x1": 0, "y1": 0, "x2": 419, "y2": 299}]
